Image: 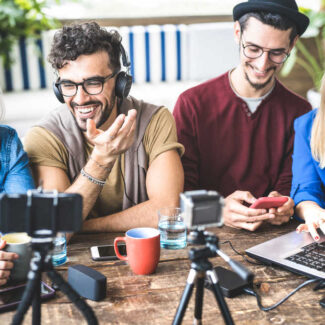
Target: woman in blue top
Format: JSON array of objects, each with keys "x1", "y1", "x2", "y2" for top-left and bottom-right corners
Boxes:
[
  {"x1": 291, "y1": 75, "x2": 325, "y2": 241},
  {"x1": 0, "y1": 89, "x2": 34, "y2": 285}
]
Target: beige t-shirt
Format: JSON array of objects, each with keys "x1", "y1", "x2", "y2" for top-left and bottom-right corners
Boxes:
[{"x1": 24, "y1": 107, "x2": 184, "y2": 218}]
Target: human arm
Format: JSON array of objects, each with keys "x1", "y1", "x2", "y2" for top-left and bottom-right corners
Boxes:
[
  {"x1": 83, "y1": 107, "x2": 184, "y2": 231},
  {"x1": 0, "y1": 128, "x2": 33, "y2": 286},
  {"x1": 4, "y1": 128, "x2": 34, "y2": 193},
  {"x1": 28, "y1": 109, "x2": 137, "y2": 240},
  {"x1": 0, "y1": 239, "x2": 18, "y2": 286},
  {"x1": 82, "y1": 149, "x2": 184, "y2": 231},
  {"x1": 223, "y1": 190, "x2": 275, "y2": 231},
  {"x1": 290, "y1": 113, "x2": 325, "y2": 240},
  {"x1": 173, "y1": 94, "x2": 200, "y2": 190}
]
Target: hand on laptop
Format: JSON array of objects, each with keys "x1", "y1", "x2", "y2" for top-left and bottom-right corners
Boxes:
[
  {"x1": 266, "y1": 191, "x2": 293, "y2": 225},
  {"x1": 224, "y1": 190, "x2": 275, "y2": 231},
  {"x1": 295, "y1": 201, "x2": 325, "y2": 241}
]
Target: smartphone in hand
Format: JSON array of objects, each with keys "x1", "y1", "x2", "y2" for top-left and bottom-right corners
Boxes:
[{"x1": 250, "y1": 197, "x2": 288, "y2": 209}]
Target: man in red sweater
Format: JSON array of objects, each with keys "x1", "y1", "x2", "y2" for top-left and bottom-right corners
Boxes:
[{"x1": 173, "y1": 0, "x2": 311, "y2": 231}]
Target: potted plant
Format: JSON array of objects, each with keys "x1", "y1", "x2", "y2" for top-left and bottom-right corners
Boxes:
[
  {"x1": 281, "y1": 2, "x2": 325, "y2": 108},
  {"x1": 0, "y1": 0, "x2": 59, "y2": 68}
]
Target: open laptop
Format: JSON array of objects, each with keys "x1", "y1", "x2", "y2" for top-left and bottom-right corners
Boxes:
[{"x1": 246, "y1": 231, "x2": 325, "y2": 279}]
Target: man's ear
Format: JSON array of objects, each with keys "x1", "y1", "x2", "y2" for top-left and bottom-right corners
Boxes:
[
  {"x1": 234, "y1": 21, "x2": 241, "y2": 45},
  {"x1": 289, "y1": 35, "x2": 299, "y2": 52}
]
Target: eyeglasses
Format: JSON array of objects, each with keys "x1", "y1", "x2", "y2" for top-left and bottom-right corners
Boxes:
[
  {"x1": 56, "y1": 72, "x2": 117, "y2": 97},
  {"x1": 241, "y1": 36, "x2": 290, "y2": 64}
]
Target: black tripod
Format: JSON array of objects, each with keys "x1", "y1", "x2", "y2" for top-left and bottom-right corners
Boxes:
[
  {"x1": 10, "y1": 188, "x2": 97, "y2": 325},
  {"x1": 11, "y1": 236, "x2": 98, "y2": 325},
  {"x1": 172, "y1": 230, "x2": 254, "y2": 325}
]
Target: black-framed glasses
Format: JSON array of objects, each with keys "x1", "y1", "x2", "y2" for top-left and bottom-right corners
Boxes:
[
  {"x1": 241, "y1": 36, "x2": 290, "y2": 64},
  {"x1": 56, "y1": 72, "x2": 118, "y2": 97}
]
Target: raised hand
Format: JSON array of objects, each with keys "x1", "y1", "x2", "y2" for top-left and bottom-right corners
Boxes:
[{"x1": 87, "y1": 109, "x2": 137, "y2": 166}]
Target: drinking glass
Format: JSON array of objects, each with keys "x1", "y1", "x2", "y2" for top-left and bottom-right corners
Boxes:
[{"x1": 158, "y1": 207, "x2": 187, "y2": 249}]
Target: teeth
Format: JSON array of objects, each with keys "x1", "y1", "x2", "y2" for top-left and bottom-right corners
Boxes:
[
  {"x1": 77, "y1": 107, "x2": 95, "y2": 114},
  {"x1": 254, "y1": 68, "x2": 267, "y2": 73}
]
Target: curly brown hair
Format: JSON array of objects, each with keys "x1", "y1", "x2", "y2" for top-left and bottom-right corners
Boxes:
[{"x1": 48, "y1": 22, "x2": 122, "y2": 71}]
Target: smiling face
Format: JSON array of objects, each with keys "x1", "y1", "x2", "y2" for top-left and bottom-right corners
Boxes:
[
  {"x1": 58, "y1": 51, "x2": 117, "y2": 131},
  {"x1": 234, "y1": 17, "x2": 297, "y2": 95}
]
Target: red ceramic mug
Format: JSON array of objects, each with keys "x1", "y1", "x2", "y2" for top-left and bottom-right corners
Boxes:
[{"x1": 114, "y1": 228, "x2": 160, "y2": 275}]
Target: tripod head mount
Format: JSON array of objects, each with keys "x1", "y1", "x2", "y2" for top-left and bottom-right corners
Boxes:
[
  {"x1": 187, "y1": 229, "x2": 219, "y2": 263},
  {"x1": 188, "y1": 228, "x2": 219, "y2": 246},
  {"x1": 187, "y1": 228, "x2": 254, "y2": 283}
]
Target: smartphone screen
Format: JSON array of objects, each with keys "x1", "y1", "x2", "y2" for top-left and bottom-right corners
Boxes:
[
  {"x1": 90, "y1": 244, "x2": 127, "y2": 261},
  {"x1": 98, "y1": 244, "x2": 126, "y2": 257},
  {"x1": 0, "y1": 282, "x2": 55, "y2": 311}
]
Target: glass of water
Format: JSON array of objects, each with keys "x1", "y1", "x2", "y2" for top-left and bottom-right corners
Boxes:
[
  {"x1": 52, "y1": 232, "x2": 67, "y2": 266},
  {"x1": 158, "y1": 207, "x2": 187, "y2": 249}
]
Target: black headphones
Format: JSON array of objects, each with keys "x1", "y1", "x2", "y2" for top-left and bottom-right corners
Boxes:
[{"x1": 53, "y1": 43, "x2": 132, "y2": 103}]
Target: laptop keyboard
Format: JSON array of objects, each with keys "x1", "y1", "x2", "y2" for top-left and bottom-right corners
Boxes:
[{"x1": 286, "y1": 242, "x2": 325, "y2": 272}]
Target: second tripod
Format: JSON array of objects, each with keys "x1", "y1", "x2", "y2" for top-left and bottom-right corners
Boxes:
[{"x1": 172, "y1": 230, "x2": 254, "y2": 325}]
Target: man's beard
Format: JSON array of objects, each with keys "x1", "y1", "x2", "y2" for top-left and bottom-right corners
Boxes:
[
  {"x1": 71, "y1": 94, "x2": 116, "y2": 132},
  {"x1": 244, "y1": 65, "x2": 276, "y2": 90},
  {"x1": 95, "y1": 94, "x2": 116, "y2": 129}
]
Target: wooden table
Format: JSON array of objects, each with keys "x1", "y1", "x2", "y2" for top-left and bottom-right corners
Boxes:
[{"x1": 1, "y1": 220, "x2": 324, "y2": 324}]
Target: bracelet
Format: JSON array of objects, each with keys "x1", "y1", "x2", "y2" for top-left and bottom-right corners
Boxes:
[
  {"x1": 80, "y1": 168, "x2": 106, "y2": 186},
  {"x1": 89, "y1": 156, "x2": 112, "y2": 172}
]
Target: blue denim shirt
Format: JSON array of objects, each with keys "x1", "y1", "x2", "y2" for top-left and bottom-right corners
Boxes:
[
  {"x1": 0, "y1": 125, "x2": 34, "y2": 193},
  {"x1": 290, "y1": 109, "x2": 325, "y2": 209}
]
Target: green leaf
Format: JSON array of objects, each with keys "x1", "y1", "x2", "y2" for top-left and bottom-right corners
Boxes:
[
  {"x1": 0, "y1": 0, "x2": 60, "y2": 65},
  {"x1": 281, "y1": 47, "x2": 297, "y2": 77},
  {"x1": 285, "y1": 6, "x2": 325, "y2": 91}
]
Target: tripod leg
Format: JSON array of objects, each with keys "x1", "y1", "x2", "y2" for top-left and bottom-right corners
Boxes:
[
  {"x1": 206, "y1": 270, "x2": 235, "y2": 325},
  {"x1": 47, "y1": 270, "x2": 98, "y2": 325},
  {"x1": 194, "y1": 273, "x2": 205, "y2": 325},
  {"x1": 32, "y1": 270, "x2": 42, "y2": 325},
  {"x1": 172, "y1": 269, "x2": 197, "y2": 325},
  {"x1": 11, "y1": 271, "x2": 39, "y2": 325}
]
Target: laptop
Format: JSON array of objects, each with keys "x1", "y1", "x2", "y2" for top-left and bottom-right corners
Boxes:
[{"x1": 246, "y1": 231, "x2": 325, "y2": 279}]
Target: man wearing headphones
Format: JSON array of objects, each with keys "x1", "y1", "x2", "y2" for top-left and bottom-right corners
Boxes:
[
  {"x1": 173, "y1": 0, "x2": 312, "y2": 231},
  {"x1": 23, "y1": 22, "x2": 184, "y2": 235}
]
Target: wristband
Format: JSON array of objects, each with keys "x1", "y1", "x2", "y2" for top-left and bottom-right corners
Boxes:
[
  {"x1": 89, "y1": 156, "x2": 112, "y2": 172},
  {"x1": 80, "y1": 168, "x2": 106, "y2": 186}
]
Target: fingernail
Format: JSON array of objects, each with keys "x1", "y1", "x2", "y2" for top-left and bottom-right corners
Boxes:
[{"x1": 315, "y1": 236, "x2": 320, "y2": 241}]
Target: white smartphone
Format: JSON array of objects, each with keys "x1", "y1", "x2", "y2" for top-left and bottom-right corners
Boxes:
[{"x1": 90, "y1": 243, "x2": 126, "y2": 261}]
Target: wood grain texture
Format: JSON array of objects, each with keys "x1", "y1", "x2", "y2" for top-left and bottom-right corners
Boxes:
[{"x1": 1, "y1": 221, "x2": 324, "y2": 324}]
